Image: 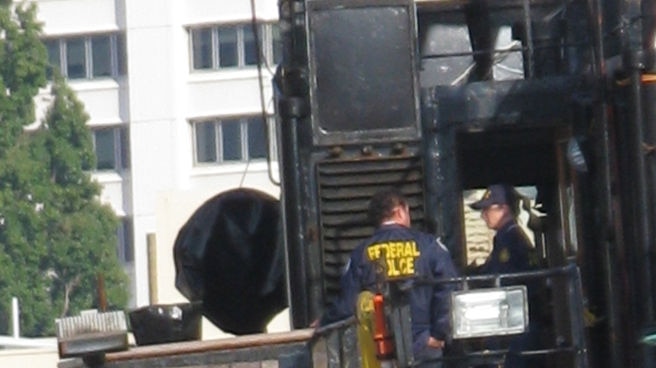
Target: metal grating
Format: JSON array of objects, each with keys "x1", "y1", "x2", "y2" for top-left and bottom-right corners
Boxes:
[
  {"x1": 55, "y1": 311, "x2": 127, "y2": 339},
  {"x1": 55, "y1": 310, "x2": 128, "y2": 358},
  {"x1": 316, "y1": 155, "x2": 425, "y2": 298}
]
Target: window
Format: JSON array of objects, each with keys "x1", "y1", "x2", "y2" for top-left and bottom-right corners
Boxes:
[
  {"x1": 192, "y1": 28, "x2": 212, "y2": 70},
  {"x1": 44, "y1": 33, "x2": 127, "y2": 80},
  {"x1": 271, "y1": 24, "x2": 282, "y2": 65},
  {"x1": 92, "y1": 126, "x2": 130, "y2": 171},
  {"x1": 117, "y1": 217, "x2": 134, "y2": 264},
  {"x1": 190, "y1": 23, "x2": 280, "y2": 71},
  {"x1": 192, "y1": 116, "x2": 273, "y2": 164},
  {"x1": 221, "y1": 119, "x2": 242, "y2": 161},
  {"x1": 218, "y1": 27, "x2": 239, "y2": 67},
  {"x1": 44, "y1": 39, "x2": 61, "y2": 79},
  {"x1": 91, "y1": 35, "x2": 112, "y2": 78},
  {"x1": 66, "y1": 37, "x2": 86, "y2": 79},
  {"x1": 247, "y1": 118, "x2": 267, "y2": 158}
]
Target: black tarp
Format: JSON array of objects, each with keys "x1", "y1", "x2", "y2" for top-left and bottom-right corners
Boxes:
[{"x1": 173, "y1": 188, "x2": 287, "y2": 335}]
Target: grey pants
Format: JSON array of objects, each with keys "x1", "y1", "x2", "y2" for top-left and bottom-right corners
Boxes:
[{"x1": 414, "y1": 347, "x2": 443, "y2": 368}]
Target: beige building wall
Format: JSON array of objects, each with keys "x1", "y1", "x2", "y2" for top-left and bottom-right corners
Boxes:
[
  {"x1": 0, "y1": 348, "x2": 59, "y2": 368},
  {"x1": 463, "y1": 190, "x2": 496, "y2": 266}
]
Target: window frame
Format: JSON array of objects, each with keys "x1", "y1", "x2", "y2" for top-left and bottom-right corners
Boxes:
[
  {"x1": 44, "y1": 33, "x2": 127, "y2": 80},
  {"x1": 189, "y1": 22, "x2": 280, "y2": 71},
  {"x1": 91, "y1": 125, "x2": 130, "y2": 172},
  {"x1": 192, "y1": 115, "x2": 274, "y2": 165}
]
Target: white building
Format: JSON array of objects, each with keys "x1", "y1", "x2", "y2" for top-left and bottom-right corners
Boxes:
[{"x1": 30, "y1": 0, "x2": 287, "y2": 339}]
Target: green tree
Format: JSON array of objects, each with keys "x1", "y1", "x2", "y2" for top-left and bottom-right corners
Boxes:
[
  {"x1": 35, "y1": 77, "x2": 128, "y2": 328},
  {"x1": 0, "y1": 2, "x2": 128, "y2": 336},
  {"x1": 0, "y1": 0, "x2": 51, "y2": 336},
  {"x1": 0, "y1": 1, "x2": 47, "y2": 156}
]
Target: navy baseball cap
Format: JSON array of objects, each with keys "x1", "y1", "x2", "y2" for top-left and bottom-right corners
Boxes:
[{"x1": 469, "y1": 184, "x2": 518, "y2": 210}]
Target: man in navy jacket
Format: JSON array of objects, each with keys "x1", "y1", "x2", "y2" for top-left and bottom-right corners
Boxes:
[{"x1": 318, "y1": 189, "x2": 458, "y2": 366}]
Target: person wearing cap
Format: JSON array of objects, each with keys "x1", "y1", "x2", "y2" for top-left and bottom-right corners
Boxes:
[
  {"x1": 469, "y1": 183, "x2": 543, "y2": 368},
  {"x1": 469, "y1": 183, "x2": 537, "y2": 275},
  {"x1": 315, "y1": 188, "x2": 458, "y2": 367}
]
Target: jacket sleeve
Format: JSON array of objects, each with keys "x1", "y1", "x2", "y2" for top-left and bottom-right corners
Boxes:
[
  {"x1": 320, "y1": 251, "x2": 362, "y2": 326},
  {"x1": 430, "y1": 238, "x2": 459, "y2": 341}
]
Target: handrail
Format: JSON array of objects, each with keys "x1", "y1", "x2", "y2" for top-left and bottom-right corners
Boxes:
[
  {"x1": 413, "y1": 262, "x2": 579, "y2": 288},
  {"x1": 309, "y1": 263, "x2": 588, "y2": 368}
]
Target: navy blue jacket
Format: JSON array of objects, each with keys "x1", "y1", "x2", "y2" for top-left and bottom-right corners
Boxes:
[
  {"x1": 320, "y1": 224, "x2": 458, "y2": 351},
  {"x1": 478, "y1": 220, "x2": 537, "y2": 275},
  {"x1": 476, "y1": 220, "x2": 544, "y2": 321}
]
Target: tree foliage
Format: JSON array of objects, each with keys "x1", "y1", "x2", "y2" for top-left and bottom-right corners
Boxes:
[
  {"x1": 0, "y1": 2, "x2": 47, "y2": 155},
  {"x1": 36, "y1": 77, "x2": 129, "y2": 323},
  {"x1": 0, "y1": 3, "x2": 128, "y2": 337}
]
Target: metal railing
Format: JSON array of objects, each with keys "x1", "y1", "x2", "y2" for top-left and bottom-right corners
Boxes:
[{"x1": 309, "y1": 263, "x2": 589, "y2": 368}]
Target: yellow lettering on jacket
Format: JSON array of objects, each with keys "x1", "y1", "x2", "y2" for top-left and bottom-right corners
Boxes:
[{"x1": 366, "y1": 241, "x2": 420, "y2": 279}]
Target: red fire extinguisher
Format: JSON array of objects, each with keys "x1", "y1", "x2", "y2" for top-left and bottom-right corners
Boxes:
[{"x1": 373, "y1": 293, "x2": 395, "y2": 361}]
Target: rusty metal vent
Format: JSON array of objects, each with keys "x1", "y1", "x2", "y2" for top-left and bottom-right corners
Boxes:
[{"x1": 316, "y1": 155, "x2": 425, "y2": 298}]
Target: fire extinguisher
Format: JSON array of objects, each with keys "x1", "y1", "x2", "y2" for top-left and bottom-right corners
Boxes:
[{"x1": 373, "y1": 293, "x2": 395, "y2": 361}]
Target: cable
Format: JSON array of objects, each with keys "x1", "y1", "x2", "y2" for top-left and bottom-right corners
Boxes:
[{"x1": 249, "y1": 0, "x2": 280, "y2": 186}]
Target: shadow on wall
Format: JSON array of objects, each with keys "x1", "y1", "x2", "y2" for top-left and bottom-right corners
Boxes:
[{"x1": 173, "y1": 188, "x2": 287, "y2": 335}]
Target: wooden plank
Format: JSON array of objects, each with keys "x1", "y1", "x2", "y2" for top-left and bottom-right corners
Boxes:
[{"x1": 105, "y1": 329, "x2": 315, "y2": 363}]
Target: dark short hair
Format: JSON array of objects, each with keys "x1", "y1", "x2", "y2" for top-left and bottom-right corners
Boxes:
[{"x1": 368, "y1": 189, "x2": 408, "y2": 226}]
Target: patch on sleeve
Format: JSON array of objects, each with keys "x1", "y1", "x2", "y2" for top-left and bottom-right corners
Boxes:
[{"x1": 499, "y1": 248, "x2": 510, "y2": 263}]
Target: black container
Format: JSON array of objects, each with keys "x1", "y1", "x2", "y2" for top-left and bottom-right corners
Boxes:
[{"x1": 128, "y1": 302, "x2": 202, "y2": 346}]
